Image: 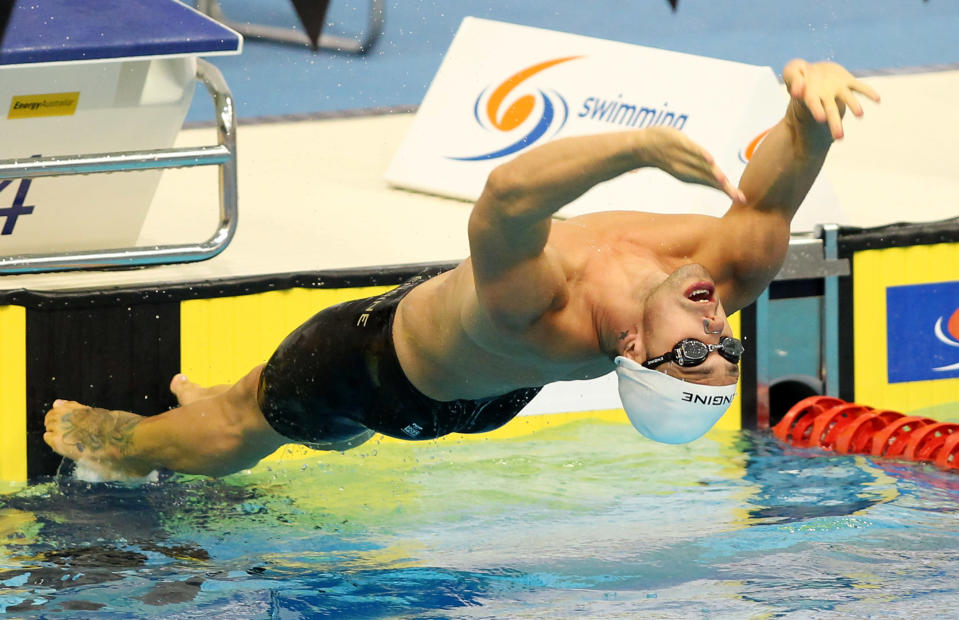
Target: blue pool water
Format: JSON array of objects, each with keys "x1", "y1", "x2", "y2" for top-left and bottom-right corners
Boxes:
[{"x1": 2, "y1": 419, "x2": 959, "y2": 618}]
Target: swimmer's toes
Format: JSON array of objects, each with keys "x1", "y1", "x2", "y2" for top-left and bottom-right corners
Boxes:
[
  {"x1": 170, "y1": 373, "x2": 229, "y2": 405},
  {"x1": 44, "y1": 402, "x2": 70, "y2": 434},
  {"x1": 43, "y1": 427, "x2": 77, "y2": 460},
  {"x1": 170, "y1": 373, "x2": 200, "y2": 405}
]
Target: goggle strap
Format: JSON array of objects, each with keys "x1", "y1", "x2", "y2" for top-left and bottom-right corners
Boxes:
[{"x1": 641, "y1": 353, "x2": 672, "y2": 369}]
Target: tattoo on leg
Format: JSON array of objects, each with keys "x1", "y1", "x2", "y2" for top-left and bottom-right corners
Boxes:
[{"x1": 60, "y1": 408, "x2": 142, "y2": 459}]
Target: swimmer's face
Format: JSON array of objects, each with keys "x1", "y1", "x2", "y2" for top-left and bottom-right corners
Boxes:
[{"x1": 627, "y1": 264, "x2": 739, "y2": 387}]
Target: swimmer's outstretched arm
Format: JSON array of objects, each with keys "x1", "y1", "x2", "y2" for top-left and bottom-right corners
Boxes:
[
  {"x1": 469, "y1": 125, "x2": 742, "y2": 325},
  {"x1": 713, "y1": 59, "x2": 880, "y2": 311},
  {"x1": 43, "y1": 366, "x2": 288, "y2": 478}
]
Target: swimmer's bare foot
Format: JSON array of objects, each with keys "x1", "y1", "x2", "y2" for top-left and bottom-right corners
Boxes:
[
  {"x1": 44, "y1": 401, "x2": 155, "y2": 480},
  {"x1": 169, "y1": 373, "x2": 230, "y2": 406}
]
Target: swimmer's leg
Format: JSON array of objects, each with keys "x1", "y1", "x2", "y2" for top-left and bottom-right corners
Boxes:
[{"x1": 44, "y1": 365, "x2": 288, "y2": 479}]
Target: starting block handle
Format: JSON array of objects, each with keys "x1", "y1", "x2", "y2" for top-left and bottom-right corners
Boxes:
[{"x1": 0, "y1": 59, "x2": 238, "y2": 274}]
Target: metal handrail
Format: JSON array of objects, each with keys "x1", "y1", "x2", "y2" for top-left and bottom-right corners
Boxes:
[
  {"x1": 0, "y1": 58, "x2": 238, "y2": 274},
  {"x1": 775, "y1": 232, "x2": 850, "y2": 281},
  {"x1": 197, "y1": 0, "x2": 384, "y2": 55}
]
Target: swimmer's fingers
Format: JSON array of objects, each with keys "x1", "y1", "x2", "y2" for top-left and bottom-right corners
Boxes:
[
  {"x1": 849, "y1": 78, "x2": 881, "y2": 104},
  {"x1": 839, "y1": 87, "x2": 864, "y2": 118},
  {"x1": 710, "y1": 164, "x2": 747, "y2": 204},
  {"x1": 802, "y1": 90, "x2": 828, "y2": 125},
  {"x1": 824, "y1": 85, "x2": 874, "y2": 139},
  {"x1": 787, "y1": 60, "x2": 879, "y2": 138},
  {"x1": 839, "y1": 80, "x2": 880, "y2": 119},
  {"x1": 822, "y1": 95, "x2": 845, "y2": 140},
  {"x1": 788, "y1": 74, "x2": 805, "y2": 100},
  {"x1": 783, "y1": 58, "x2": 809, "y2": 99},
  {"x1": 641, "y1": 127, "x2": 745, "y2": 203},
  {"x1": 673, "y1": 149, "x2": 745, "y2": 204}
]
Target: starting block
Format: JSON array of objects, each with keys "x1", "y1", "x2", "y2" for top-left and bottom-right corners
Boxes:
[
  {"x1": 197, "y1": 0, "x2": 383, "y2": 55},
  {"x1": 0, "y1": 0, "x2": 242, "y2": 273}
]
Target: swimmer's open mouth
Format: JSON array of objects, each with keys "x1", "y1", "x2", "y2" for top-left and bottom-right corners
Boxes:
[{"x1": 685, "y1": 282, "x2": 715, "y2": 303}]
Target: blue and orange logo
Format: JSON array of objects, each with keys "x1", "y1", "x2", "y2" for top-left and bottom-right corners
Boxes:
[
  {"x1": 738, "y1": 127, "x2": 772, "y2": 164},
  {"x1": 886, "y1": 281, "x2": 959, "y2": 382},
  {"x1": 448, "y1": 56, "x2": 580, "y2": 161},
  {"x1": 933, "y1": 307, "x2": 959, "y2": 372}
]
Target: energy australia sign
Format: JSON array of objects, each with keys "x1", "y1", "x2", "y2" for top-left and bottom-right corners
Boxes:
[{"x1": 385, "y1": 17, "x2": 840, "y2": 232}]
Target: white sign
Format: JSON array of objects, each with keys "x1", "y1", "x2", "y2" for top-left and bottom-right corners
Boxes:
[
  {"x1": 0, "y1": 58, "x2": 197, "y2": 254},
  {"x1": 387, "y1": 17, "x2": 841, "y2": 232}
]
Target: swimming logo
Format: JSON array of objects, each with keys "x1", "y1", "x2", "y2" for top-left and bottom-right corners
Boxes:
[
  {"x1": 448, "y1": 56, "x2": 580, "y2": 161},
  {"x1": 886, "y1": 281, "x2": 959, "y2": 382},
  {"x1": 933, "y1": 307, "x2": 959, "y2": 371},
  {"x1": 738, "y1": 128, "x2": 772, "y2": 164}
]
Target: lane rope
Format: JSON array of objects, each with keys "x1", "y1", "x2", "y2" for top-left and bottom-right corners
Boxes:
[{"x1": 773, "y1": 396, "x2": 959, "y2": 470}]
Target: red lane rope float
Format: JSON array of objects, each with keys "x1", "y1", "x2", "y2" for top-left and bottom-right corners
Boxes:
[
  {"x1": 808, "y1": 403, "x2": 873, "y2": 450},
  {"x1": 773, "y1": 397, "x2": 959, "y2": 472},
  {"x1": 870, "y1": 416, "x2": 937, "y2": 459},
  {"x1": 902, "y1": 422, "x2": 959, "y2": 462},
  {"x1": 934, "y1": 431, "x2": 959, "y2": 470},
  {"x1": 773, "y1": 396, "x2": 844, "y2": 445},
  {"x1": 833, "y1": 410, "x2": 904, "y2": 455}
]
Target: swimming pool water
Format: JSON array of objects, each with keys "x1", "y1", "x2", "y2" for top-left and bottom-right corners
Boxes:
[{"x1": 2, "y1": 418, "x2": 959, "y2": 618}]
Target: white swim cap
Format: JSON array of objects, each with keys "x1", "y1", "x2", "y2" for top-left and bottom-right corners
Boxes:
[{"x1": 614, "y1": 356, "x2": 738, "y2": 444}]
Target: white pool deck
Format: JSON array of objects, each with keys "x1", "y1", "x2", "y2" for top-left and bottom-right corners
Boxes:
[{"x1": 0, "y1": 69, "x2": 956, "y2": 294}]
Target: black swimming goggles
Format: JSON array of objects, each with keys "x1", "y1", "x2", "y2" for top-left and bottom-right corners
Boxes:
[{"x1": 642, "y1": 337, "x2": 745, "y2": 369}]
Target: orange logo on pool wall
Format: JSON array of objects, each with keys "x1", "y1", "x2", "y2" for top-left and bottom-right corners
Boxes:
[
  {"x1": 934, "y1": 307, "x2": 959, "y2": 362},
  {"x1": 449, "y1": 56, "x2": 581, "y2": 161},
  {"x1": 887, "y1": 282, "x2": 959, "y2": 381},
  {"x1": 484, "y1": 57, "x2": 578, "y2": 131},
  {"x1": 738, "y1": 127, "x2": 773, "y2": 164}
]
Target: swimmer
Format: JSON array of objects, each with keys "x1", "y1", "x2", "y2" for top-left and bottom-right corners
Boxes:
[{"x1": 44, "y1": 59, "x2": 879, "y2": 479}]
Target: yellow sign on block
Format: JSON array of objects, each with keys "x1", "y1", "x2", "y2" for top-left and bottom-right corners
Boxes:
[
  {"x1": 8, "y1": 92, "x2": 80, "y2": 119},
  {"x1": 853, "y1": 243, "x2": 959, "y2": 417}
]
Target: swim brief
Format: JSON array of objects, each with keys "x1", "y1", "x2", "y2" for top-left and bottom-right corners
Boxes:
[{"x1": 257, "y1": 274, "x2": 542, "y2": 445}]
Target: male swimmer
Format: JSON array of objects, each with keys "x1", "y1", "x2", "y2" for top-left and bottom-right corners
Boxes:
[{"x1": 44, "y1": 59, "x2": 878, "y2": 479}]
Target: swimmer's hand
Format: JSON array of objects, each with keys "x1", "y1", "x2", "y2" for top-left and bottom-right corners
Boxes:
[
  {"x1": 639, "y1": 126, "x2": 746, "y2": 204},
  {"x1": 783, "y1": 59, "x2": 880, "y2": 140}
]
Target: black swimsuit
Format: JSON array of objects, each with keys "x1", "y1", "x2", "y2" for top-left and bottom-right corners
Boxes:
[{"x1": 257, "y1": 275, "x2": 542, "y2": 445}]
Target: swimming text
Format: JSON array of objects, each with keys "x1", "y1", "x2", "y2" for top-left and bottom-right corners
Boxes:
[{"x1": 578, "y1": 96, "x2": 688, "y2": 130}]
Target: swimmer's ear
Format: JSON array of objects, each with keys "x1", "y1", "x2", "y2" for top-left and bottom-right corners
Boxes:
[{"x1": 617, "y1": 330, "x2": 644, "y2": 361}]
